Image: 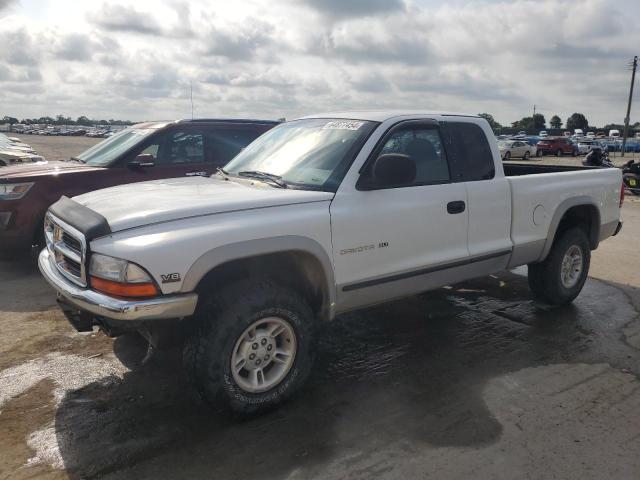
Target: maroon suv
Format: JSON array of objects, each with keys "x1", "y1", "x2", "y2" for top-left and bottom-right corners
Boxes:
[
  {"x1": 0, "y1": 119, "x2": 278, "y2": 253},
  {"x1": 536, "y1": 136, "x2": 577, "y2": 157}
]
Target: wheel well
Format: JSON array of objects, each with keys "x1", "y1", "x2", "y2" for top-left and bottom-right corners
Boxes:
[
  {"x1": 195, "y1": 251, "x2": 331, "y2": 321},
  {"x1": 554, "y1": 205, "x2": 600, "y2": 250}
]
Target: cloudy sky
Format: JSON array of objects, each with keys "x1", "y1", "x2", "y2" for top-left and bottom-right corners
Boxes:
[{"x1": 0, "y1": 0, "x2": 638, "y2": 126}]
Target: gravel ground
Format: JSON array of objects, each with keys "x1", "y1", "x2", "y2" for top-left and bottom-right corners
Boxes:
[
  {"x1": 11, "y1": 134, "x2": 101, "y2": 162},
  {"x1": 1, "y1": 136, "x2": 639, "y2": 479}
]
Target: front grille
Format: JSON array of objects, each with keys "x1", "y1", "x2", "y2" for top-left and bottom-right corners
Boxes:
[
  {"x1": 44, "y1": 213, "x2": 87, "y2": 286},
  {"x1": 62, "y1": 232, "x2": 82, "y2": 254}
]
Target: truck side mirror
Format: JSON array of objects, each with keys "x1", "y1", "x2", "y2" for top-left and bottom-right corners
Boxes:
[
  {"x1": 371, "y1": 154, "x2": 416, "y2": 187},
  {"x1": 128, "y1": 154, "x2": 155, "y2": 169}
]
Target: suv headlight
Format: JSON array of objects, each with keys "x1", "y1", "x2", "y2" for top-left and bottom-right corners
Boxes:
[
  {"x1": 89, "y1": 253, "x2": 159, "y2": 298},
  {"x1": 0, "y1": 182, "x2": 34, "y2": 200}
]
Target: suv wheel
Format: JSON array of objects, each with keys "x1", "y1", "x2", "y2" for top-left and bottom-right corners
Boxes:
[
  {"x1": 528, "y1": 228, "x2": 590, "y2": 305},
  {"x1": 184, "y1": 279, "x2": 315, "y2": 414}
]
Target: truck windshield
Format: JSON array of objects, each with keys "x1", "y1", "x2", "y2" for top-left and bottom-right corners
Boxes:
[
  {"x1": 74, "y1": 128, "x2": 157, "y2": 167},
  {"x1": 224, "y1": 118, "x2": 377, "y2": 192}
]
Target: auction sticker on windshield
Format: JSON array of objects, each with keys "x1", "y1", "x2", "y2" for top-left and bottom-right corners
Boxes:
[{"x1": 322, "y1": 121, "x2": 364, "y2": 130}]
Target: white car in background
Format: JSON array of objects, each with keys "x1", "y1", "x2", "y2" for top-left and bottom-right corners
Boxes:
[
  {"x1": 586, "y1": 132, "x2": 595, "y2": 138},
  {"x1": 576, "y1": 140, "x2": 600, "y2": 155},
  {"x1": 498, "y1": 139, "x2": 535, "y2": 160},
  {"x1": 539, "y1": 131, "x2": 548, "y2": 137}
]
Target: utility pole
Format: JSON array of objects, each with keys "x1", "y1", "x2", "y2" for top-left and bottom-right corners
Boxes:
[
  {"x1": 622, "y1": 56, "x2": 637, "y2": 158},
  {"x1": 533, "y1": 104, "x2": 536, "y2": 133}
]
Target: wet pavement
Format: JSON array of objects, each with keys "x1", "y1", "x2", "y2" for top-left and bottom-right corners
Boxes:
[{"x1": 2, "y1": 260, "x2": 640, "y2": 479}]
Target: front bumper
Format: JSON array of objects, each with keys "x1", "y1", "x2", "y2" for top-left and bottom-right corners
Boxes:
[{"x1": 38, "y1": 248, "x2": 198, "y2": 322}]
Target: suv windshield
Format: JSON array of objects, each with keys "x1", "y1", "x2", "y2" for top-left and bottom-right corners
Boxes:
[
  {"x1": 224, "y1": 118, "x2": 377, "y2": 191},
  {"x1": 74, "y1": 127, "x2": 157, "y2": 166}
]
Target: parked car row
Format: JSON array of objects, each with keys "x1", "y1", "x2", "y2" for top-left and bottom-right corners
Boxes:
[
  {"x1": 9, "y1": 124, "x2": 125, "y2": 138},
  {"x1": 0, "y1": 133, "x2": 44, "y2": 166}
]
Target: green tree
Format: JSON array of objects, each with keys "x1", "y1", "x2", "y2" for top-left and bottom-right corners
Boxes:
[
  {"x1": 566, "y1": 113, "x2": 589, "y2": 131},
  {"x1": 1, "y1": 116, "x2": 19, "y2": 124},
  {"x1": 533, "y1": 113, "x2": 546, "y2": 129},
  {"x1": 511, "y1": 117, "x2": 534, "y2": 131},
  {"x1": 550, "y1": 115, "x2": 562, "y2": 129},
  {"x1": 478, "y1": 113, "x2": 503, "y2": 133}
]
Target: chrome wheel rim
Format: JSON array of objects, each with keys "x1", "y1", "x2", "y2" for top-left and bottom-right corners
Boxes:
[
  {"x1": 560, "y1": 245, "x2": 583, "y2": 288},
  {"x1": 231, "y1": 317, "x2": 297, "y2": 393}
]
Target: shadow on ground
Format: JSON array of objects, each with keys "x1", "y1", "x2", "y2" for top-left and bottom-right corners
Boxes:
[{"x1": 52, "y1": 271, "x2": 640, "y2": 479}]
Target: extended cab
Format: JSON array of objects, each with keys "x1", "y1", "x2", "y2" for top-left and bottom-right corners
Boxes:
[
  {"x1": 39, "y1": 111, "x2": 623, "y2": 413},
  {"x1": 0, "y1": 119, "x2": 277, "y2": 253}
]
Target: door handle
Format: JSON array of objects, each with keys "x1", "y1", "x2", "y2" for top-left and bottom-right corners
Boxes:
[{"x1": 447, "y1": 201, "x2": 466, "y2": 214}]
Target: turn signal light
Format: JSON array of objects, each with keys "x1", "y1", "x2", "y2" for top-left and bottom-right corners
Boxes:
[{"x1": 90, "y1": 276, "x2": 159, "y2": 298}]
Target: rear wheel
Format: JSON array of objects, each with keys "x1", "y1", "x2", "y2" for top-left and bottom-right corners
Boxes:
[
  {"x1": 528, "y1": 228, "x2": 590, "y2": 305},
  {"x1": 184, "y1": 278, "x2": 315, "y2": 414}
]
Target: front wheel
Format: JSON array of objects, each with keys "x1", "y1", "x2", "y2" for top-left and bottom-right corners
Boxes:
[
  {"x1": 528, "y1": 228, "x2": 590, "y2": 305},
  {"x1": 556, "y1": 149, "x2": 563, "y2": 157},
  {"x1": 523, "y1": 151, "x2": 530, "y2": 160},
  {"x1": 184, "y1": 279, "x2": 315, "y2": 414},
  {"x1": 503, "y1": 151, "x2": 511, "y2": 160}
]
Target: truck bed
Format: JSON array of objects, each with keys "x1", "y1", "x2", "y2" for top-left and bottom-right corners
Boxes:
[{"x1": 505, "y1": 163, "x2": 622, "y2": 269}]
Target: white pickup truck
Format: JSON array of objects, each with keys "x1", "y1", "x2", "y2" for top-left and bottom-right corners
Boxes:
[{"x1": 39, "y1": 111, "x2": 623, "y2": 413}]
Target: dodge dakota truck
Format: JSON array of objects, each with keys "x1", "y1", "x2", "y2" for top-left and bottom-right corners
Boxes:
[{"x1": 38, "y1": 111, "x2": 623, "y2": 413}]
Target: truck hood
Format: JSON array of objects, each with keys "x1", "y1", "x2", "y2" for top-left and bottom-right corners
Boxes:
[
  {"x1": 0, "y1": 159, "x2": 99, "y2": 179},
  {"x1": 73, "y1": 176, "x2": 334, "y2": 232}
]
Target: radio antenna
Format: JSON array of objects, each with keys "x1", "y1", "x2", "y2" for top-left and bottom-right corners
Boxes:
[{"x1": 190, "y1": 81, "x2": 194, "y2": 120}]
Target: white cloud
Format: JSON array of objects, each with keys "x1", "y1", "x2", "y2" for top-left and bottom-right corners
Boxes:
[{"x1": 0, "y1": 0, "x2": 638, "y2": 126}]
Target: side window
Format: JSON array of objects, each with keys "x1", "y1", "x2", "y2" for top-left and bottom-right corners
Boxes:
[
  {"x1": 139, "y1": 130, "x2": 205, "y2": 165},
  {"x1": 377, "y1": 127, "x2": 450, "y2": 185},
  {"x1": 205, "y1": 128, "x2": 264, "y2": 166},
  {"x1": 446, "y1": 122, "x2": 495, "y2": 181},
  {"x1": 164, "y1": 130, "x2": 204, "y2": 164}
]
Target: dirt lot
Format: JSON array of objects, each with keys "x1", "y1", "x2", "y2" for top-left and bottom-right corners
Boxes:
[{"x1": 1, "y1": 136, "x2": 640, "y2": 479}]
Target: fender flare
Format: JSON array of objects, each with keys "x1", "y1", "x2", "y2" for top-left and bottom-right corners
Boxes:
[
  {"x1": 538, "y1": 196, "x2": 600, "y2": 261},
  {"x1": 181, "y1": 235, "x2": 337, "y2": 319}
]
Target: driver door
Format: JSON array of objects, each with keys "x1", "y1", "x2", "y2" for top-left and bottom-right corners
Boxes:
[{"x1": 329, "y1": 121, "x2": 469, "y2": 311}]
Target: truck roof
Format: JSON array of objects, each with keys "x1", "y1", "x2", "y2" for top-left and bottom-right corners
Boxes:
[
  {"x1": 300, "y1": 110, "x2": 480, "y2": 122},
  {"x1": 131, "y1": 119, "x2": 281, "y2": 129}
]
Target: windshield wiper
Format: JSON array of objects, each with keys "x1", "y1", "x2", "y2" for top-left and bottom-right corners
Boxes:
[
  {"x1": 238, "y1": 170, "x2": 288, "y2": 189},
  {"x1": 68, "y1": 156, "x2": 85, "y2": 163}
]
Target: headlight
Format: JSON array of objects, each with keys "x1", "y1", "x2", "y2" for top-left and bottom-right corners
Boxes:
[
  {"x1": 0, "y1": 182, "x2": 34, "y2": 200},
  {"x1": 89, "y1": 253, "x2": 159, "y2": 298}
]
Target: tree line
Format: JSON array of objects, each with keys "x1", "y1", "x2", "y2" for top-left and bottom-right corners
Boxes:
[
  {"x1": 478, "y1": 112, "x2": 640, "y2": 135},
  {"x1": 1, "y1": 115, "x2": 135, "y2": 126}
]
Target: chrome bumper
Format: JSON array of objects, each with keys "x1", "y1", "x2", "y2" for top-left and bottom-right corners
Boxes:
[{"x1": 38, "y1": 248, "x2": 198, "y2": 322}]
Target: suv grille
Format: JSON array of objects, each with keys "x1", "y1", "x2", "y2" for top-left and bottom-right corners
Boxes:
[{"x1": 44, "y1": 214, "x2": 87, "y2": 286}]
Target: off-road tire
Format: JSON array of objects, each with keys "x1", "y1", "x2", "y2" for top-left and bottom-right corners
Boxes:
[
  {"x1": 528, "y1": 228, "x2": 590, "y2": 305},
  {"x1": 184, "y1": 279, "x2": 315, "y2": 414}
]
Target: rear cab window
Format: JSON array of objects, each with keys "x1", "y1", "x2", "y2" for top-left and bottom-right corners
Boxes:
[{"x1": 442, "y1": 121, "x2": 495, "y2": 182}]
